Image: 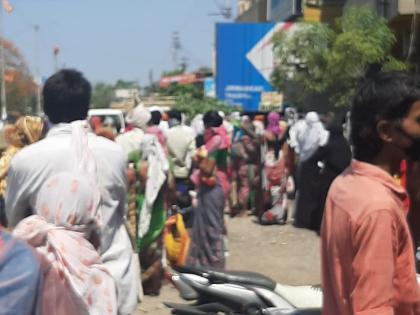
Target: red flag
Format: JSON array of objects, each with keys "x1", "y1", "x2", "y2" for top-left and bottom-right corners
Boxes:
[{"x1": 2, "y1": 0, "x2": 13, "y2": 14}]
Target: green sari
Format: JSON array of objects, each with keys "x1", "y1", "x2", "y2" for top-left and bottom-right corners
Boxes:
[{"x1": 128, "y1": 149, "x2": 166, "y2": 295}]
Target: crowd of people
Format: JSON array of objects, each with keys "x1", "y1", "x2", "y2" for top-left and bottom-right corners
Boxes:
[{"x1": 0, "y1": 67, "x2": 420, "y2": 315}]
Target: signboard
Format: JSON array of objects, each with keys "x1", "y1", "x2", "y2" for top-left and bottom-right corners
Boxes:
[
  {"x1": 204, "y1": 78, "x2": 216, "y2": 98},
  {"x1": 260, "y1": 92, "x2": 284, "y2": 112},
  {"x1": 216, "y1": 22, "x2": 294, "y2": 111}
]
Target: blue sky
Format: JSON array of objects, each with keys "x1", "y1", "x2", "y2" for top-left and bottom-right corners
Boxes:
[{"x1": 4, "y1": 0, "x2": 234, "y2": 85}]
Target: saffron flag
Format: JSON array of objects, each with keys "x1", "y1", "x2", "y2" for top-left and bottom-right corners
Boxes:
[{"x1": 2, "y1": 0, "x2": 13, "y2": 14}]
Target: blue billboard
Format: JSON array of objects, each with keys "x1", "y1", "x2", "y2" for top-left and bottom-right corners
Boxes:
[
  {"x1": 204, "y1": 77, "x2": 215, "y2": 98},
  {"x1": 216, "y1": 23, "x2": 282, "y2": 111}
]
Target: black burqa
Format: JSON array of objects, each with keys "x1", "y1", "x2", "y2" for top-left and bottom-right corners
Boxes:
[{"x1": 294, "y1": 124, "x2": 351, "y2": 232}]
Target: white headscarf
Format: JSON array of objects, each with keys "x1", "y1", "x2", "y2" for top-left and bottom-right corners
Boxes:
[
  {"x1": 191, "y1": 114, "x2": 204, "y2": 136},
  {"x1": 126, "y1": 105, "x2": 151, "y2": 129},
  {"x1": 13, "y1": 121, "x2": 117, "y2": 315},
  {"x1": 138, "y1": 134, "x2": 168, "y2": 238},
  {"x1": 296, "y1": 112, "x2": 329, "y2": 162}
]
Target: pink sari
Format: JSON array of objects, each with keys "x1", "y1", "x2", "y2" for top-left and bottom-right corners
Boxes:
[{"x1": 201, "y1": 126, "x2": 231, "y2": 198}]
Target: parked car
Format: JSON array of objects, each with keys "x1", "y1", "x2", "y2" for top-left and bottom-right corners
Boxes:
[{"x1": 88, "y1": 108, "x2": 126, "y2": 135}]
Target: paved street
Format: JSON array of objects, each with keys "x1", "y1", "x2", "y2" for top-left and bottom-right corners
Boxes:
[{"x1": 135, "y1": 215, "x2": 321, "y2": 314}]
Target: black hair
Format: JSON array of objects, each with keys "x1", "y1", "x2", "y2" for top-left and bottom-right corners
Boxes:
[
  {"x1": 203, "y1": 111, "x2": 223, "y2": 128},
  {"x1": 167, "y1": 110, "x2": 182, "y2": 122},
  {"x1": 43, "y1": 69, "x2": 91, "y2": 124},
  {"x1": 150, "y1": 111, "x2": 162, "y2": 125},
  {"x1": 351, "y1": 71, "x2": 420, "y2": 161}
]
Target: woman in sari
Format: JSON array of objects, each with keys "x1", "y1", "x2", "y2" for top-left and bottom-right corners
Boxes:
[
  {"x1": 187, "y1": 111, "x2": 227, "y2": 270},
  {"x1": 136, "y1": 134, "x2": 168, "y2": 296},
  {"x1": 261, "y1": 112, "x2": 289, "y2": 224},
  {"x1": 0, "y1": 116, "x2": 44, "y2": 226},
  {"x1": 12, "y1": 122, "x2": 118, "y2": 315}
]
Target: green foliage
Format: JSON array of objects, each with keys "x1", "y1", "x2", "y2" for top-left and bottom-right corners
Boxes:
[
  {"x1": 159, "y1": 83, "x2": 204, "y2": 99},
  {"x1": 271, "y1": 6, "x2": 408, "y2": 108},
  {"x1": 173, "y1": 93, "x2": 237, "y2": 121},
  {"x1": 161, "y1": 67, "x2": 186, "y2": 77},
  {"x1": 114, "y1": 80, "x2": 139, "y2": 89},
  {"x1": 91, "y1": 82, "x2": 115, "y2": 108},
  {"x1": 160, "y1": 83, "x2": 236, "y2": 120}
]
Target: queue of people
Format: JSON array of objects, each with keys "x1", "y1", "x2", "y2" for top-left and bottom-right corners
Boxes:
[
  {"x1": 1, "y1": 68, "x2": 420, "y2": 315},
  {"x1": 0, "y1": 68, "x2": 363, "y2": 314}
]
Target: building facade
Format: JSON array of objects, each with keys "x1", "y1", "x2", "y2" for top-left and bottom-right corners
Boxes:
[
  {"x1": 236, "y1": 0, "x2": 343, "y2": 23},
  {"x1": 236, "y1": 0, "x2": 269, "y2": 22},
  {"x1": 303, "y1": 0, "x2": 346, "y2": 23}
]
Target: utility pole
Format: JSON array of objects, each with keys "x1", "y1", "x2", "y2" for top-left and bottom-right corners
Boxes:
[
  {"x1": 53, "y1": 44, "x2": 60, "y2": 72},
  {"x1": 171, "y1": 31, "x2": 181, "y2": 69},
  {"x1": 34, "y1": 25, "x2": 42, "y2": 116},
  {"x1": 0, "y1": 4, "x2": 7, "y2": 121}
]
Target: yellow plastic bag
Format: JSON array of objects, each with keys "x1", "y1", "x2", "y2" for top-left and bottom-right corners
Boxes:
[{"x1": 164, "y1": 213, "x2": 190, "y2": 267}]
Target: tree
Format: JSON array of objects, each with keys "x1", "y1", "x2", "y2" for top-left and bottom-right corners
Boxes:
[
  {"x1": 159, "y1": 82, "x2": 236, "y2": 120},
  {"x1": 3, "y1": 39, "x2": 37, "y2": 114},
  {"x1": 161, "y1": 67, "x2": 186, "y2": 77},
  {"x1": 91, "y1": 82, "x2": 115, "y2": 108},
  {"x1": 271, "y1": 6, "x2": 407, "y2": 108},
  {"x1": 159, "y1": 83, "x2": 204, "y2": 99},
  {"x1": 173, "y1": 93, "x2": 237, "y2": 121},
  {"x1": 114, "y1": 80, "x2": 139, "y2": 90}
]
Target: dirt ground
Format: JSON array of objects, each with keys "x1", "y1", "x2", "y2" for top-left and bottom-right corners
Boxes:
[{"x1": 134, "y1": 215, "x2": 321, "y2": 315}]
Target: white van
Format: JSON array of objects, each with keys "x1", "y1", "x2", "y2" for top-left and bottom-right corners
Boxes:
[{"x1": 88, "y1": 109, "x2": 126, "y2": 134}]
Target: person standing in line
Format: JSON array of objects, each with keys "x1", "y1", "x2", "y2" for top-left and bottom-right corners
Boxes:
[
  {"x1": 0, "y1": 117, "x2": 44, "y2": 226},
  {"x1": 13, "y1": 120, "x2": 118, "y2": 314},
  {"x1": 146, "y1": 109, "x2": 166, "y2": 148},
  {"x1": 115, "y1": 105, "x2": 150, "y2": 156},
  {"x1": 322, "y1": 71, "x2": 420, "y2": 315},
  {"x1": 187, "y1": 111, "x2": 228, "y2": 269},
  {"x1": 165, "y1": 110, "x2": 196, "y2": 206},
  {"x1": 136, "y1": 133, "x2": 168, "y2": 296},
  {"x1": 6, "y1": 69, "x2": 139, "y2": 315},
  {"x1": 293, "y1": 111, "x2": 329, "y2": 230}
]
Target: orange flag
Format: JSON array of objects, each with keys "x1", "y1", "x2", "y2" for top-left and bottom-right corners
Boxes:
[{"x1": 2, "y1": 0, "x2": 13, "y2": 14}]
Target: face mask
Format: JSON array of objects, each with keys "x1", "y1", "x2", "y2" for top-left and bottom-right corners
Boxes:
[{"x1": 398, "y1": 127, "x2": 420, "y2": 161}]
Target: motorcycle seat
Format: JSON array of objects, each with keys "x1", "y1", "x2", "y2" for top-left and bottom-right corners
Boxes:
[
  {"x1": 207, "y1": 270, "x2": 277, "y2": 290},
  {"x1": 174, "y1": 265, "x2": 277, "y2": 290}
]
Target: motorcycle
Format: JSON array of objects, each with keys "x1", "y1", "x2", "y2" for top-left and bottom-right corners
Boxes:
[{"x1": 164, "y1": 265, "x2": 322, "y2": 315}]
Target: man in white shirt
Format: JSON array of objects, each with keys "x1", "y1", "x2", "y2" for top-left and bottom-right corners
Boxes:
[
  {"x1": 165, "y1": 110, "x2": 196, "y2": 202},
  {"x1": 116, "y1": 105, "x2": 150, "y2": 155},
  {"x1": 6, "y1": 69, "x2": 139, "y2": 315}
]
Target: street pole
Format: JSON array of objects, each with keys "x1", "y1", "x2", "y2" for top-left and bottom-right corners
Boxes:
[
  {"x1": 34, "y1": 25, "x2": 42, "y2": 116},
  {"x1": 0, "y1": 5, "x2": 7, "y2": 121},
  {"x1": 53, "y1": 45, "x2": 60, "y2": 72}
]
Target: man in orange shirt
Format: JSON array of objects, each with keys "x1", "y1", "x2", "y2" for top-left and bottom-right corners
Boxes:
[{"x1": 322, "y1": 71, "x2": 420, "y2": 315}]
